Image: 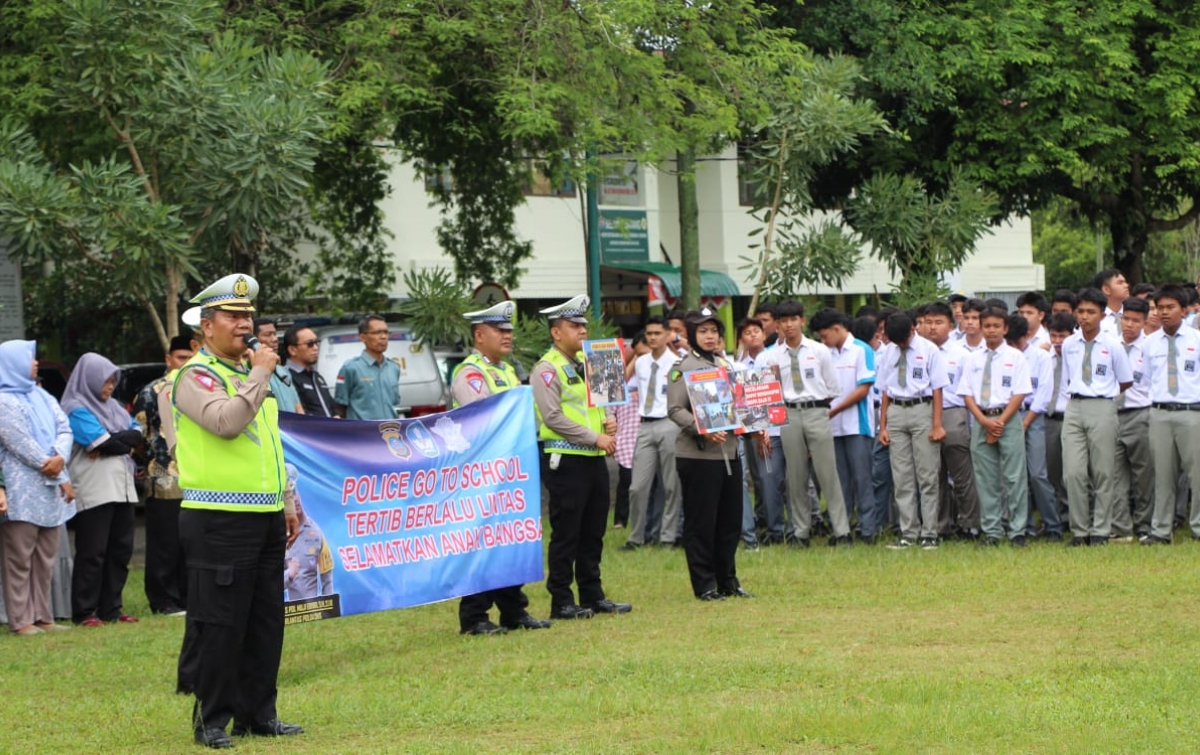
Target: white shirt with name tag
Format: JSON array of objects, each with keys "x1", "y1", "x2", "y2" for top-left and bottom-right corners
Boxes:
[
  {"x1": 877, "y1": 335, "x2": 949, "y2": 401},
  {"x1": 956, "y1": 343, "x2": 1032, "y2": 410},
  {"x1": 1143, "y1": 327, "x2": 1200, "y2": 404},
  {"x1": 1061, "y1": 331, "x2": 1133, "y2": 398},
  {"x1": 757, "y1": 337, "x2": 839, "y2": 403},
  {"x1": 634, "y1": 349, "x2": 678, "y2": 418}
]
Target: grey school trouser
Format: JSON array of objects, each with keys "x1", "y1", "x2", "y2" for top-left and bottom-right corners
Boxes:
[
  {"x1": 1062, "y1": 396, "x2": 1118, "y2": 539},
  {"x1": 781, "y1": 405, "x2": 849, "y2": 539},
  {"x1": 625, "y1": 418, "x2": 682, "y2": 545},
  {"x1": 1112, "y1": 407, "x2": 1154, "y2": 537},
  {"x1": 1149, "y1": 408, "x2": 1200, "y2": 540},
  {"x1": 888, "y1": 401, "x2": 941, "y2": 540}
]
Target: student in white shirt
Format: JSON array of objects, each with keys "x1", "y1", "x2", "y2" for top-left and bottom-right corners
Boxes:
[
  {"x1": 1094, "y1": 269, "x2": 1129, "y2": 338},
  {"x1": 877, "y1": 313, "x2": 948, "y2": 549},
  {"x1": 956, "y1": 307, "x2": 1032, "y2": 546},
  {"x1": 1111, "y1": 297, "x2": 1154, "y2": 541},
  {"x1": 621, "y1": 316, "x2": 684, "y2": 549},
  {"x1": 1009, "y1": 314, "x2": 1062, "y2": 540},
  {"x1": 1016, "y1": 292, "x2": 1051, "y2": 351},
  {"x1": 756, "y1": 300, "x2": 850, "y2": 546},
  {"x1": 1142, "y1": 285, "x2": 1200, "y2": 544},
  {"x1": 1060, "y1": 288, "x2": 1134, "y2": 546},
  {"x1": 959, "y1": 298, "x2": 987, "y2": 353},
  {"x1": 1043, "y1": 313, "x2": 1075, "y2": 525},
  {"x1": 810, "y1": 308, "x2": 876, "y2": 546},
  {"x1": 925, "y1": 302, "x2": 981, "y2": 539}
]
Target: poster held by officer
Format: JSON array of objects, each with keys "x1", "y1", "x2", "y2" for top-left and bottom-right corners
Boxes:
[
  {"x1": 683, "y1": 367, "x2": 741, "y2": 434},
  {"x1": 582, "y1": 338, "x2": 629, "y2": 407},
  {"x1": 729, "y1": 366, "x2": 787, "y2": 434}
]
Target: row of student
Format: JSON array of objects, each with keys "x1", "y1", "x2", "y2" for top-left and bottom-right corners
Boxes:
[{"x1": 617, "y1": 282, "x2": 1200, "y2": 558}]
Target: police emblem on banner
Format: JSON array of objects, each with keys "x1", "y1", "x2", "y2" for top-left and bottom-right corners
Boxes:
[
  {"x1": 406, "y1": 421, "x2": 440, "y2": 458},
  {"x1": 379, "y1": 421, "x2": 411, "y2": 459}
]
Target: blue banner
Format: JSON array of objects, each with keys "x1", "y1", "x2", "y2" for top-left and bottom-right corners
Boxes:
[{"x1": 278, "y1": 387, "x2": 543, "y2": 622}]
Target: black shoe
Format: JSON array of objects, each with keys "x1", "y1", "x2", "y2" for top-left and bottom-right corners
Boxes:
[
  {"x1": 976, "y1": 537, "x2": 1001, "y2": 548},
  {"x1": 1089, "y1": 536, "x2": 1108, "y2": 547},
  {"x1": 461, "y1": 620, "x2": 507, "y2": 635},
  {"x1": 919, "y1": 537, "x2": 939, "y2": 550},
  {"x1": 550, "y1": 604, "x2": 595, "y2": 620},
  {"x1": 788, "y1": 537, "x2": 811, "y2": 549},
  {"x1": 761, "y1": 534, "x2": 784, "y2": 546},
  {"x1": 827, "y1": 534, "x2": 853, "y2": 547},
  {"x1": 720, "y1": 586, "x2": 754, "y2": 598},
  {"x1": 1140, "y1": 534, "x2": 1170, "y2": 545},
  {"x1": 742, "y1": 541, "x2": 760, "y2": 551},
  {"x1": 1067, "y1": 537, "x2": 1089, "y2": 547},
  {"x1": 231, "y1": 719, "x2": 304, "y2": 737},
  {"x1": 658, "y1": 540, "x2": 681, "y2": 549},
  {"x1": 619, "y1": 541, "x2": 641, "y2": 551},
  {"x1": 859, "y1": 534, "x2": 879, "y2": 545},
  {"x1": 195, "y1": 727, "x2": 234, "y2": 749},
  {"x1": 501, "y1": 614, "x2": 551, "y2": 630},
  {"x1": 585, "y1": 598, "x2": 632, "y2": 614},
  {"x1": 697, "y1": 589, "x2": 725, "y2": 601},
  {"x1": 1011, "y1": 535, "x2": 1027, "y2": 548}
]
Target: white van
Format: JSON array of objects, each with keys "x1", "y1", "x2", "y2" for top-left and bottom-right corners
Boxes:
[{"x1": 313, "y1": 324, "x2": 447, "y2": 418}]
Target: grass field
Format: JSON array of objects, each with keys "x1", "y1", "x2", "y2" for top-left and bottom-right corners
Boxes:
[{"x1": 4, "y1": 531, "x2": 1199, "y2": 754}]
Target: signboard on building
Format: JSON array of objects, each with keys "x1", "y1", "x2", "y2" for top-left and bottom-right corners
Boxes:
[
  {"x1": 598, "y1": 209, "x2": 650, "y2": 265},
  {"x1": 598, "y1": 161, "x2": 643, "y2": 207},
  {"x1": 0, "y1": 241, "x2": 23, "y2": 341}
]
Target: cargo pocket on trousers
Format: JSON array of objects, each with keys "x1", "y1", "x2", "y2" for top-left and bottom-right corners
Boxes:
[{"x1": 187, "y1": 563, "x2": 237, "y2": 626}]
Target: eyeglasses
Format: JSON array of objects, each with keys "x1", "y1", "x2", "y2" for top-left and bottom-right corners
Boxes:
[
  {"x1": 300, "y1": 339, "x2": 319, "y2": 347},
  {"x1": 365, "y1": 330, "x2": 390, "y2": 336}
]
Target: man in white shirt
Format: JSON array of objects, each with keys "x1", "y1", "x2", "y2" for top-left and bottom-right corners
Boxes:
[
  {"x1": 621, "y1": 316, "x2": 684, "y2": 549},
  {"x1": 1010, "y1": 314, "x2": 1062, "y2": 540},
  {"x1": 877, "y1": 313, "x2": 947, "y2": 549},
  {"x1": 959, "y1": 299, "x2": 987, "y2": 353},
  {"x1": 1043, "y1": 313, "x2": 1075, "y2": 526},
  {"x1": 757, "y1": 300, "x2": 850, "y2": 546},
  {"x1": 1142, "y1": 285, "x2": 1200, "y2": 544},
  {"x1": 736, "y1": 318, "x2": 787, "y2": 545},
  {"x1": 1094, "y1": 269, "x2": 1129, "y2": 337},
  {"x1": 810, "y1": 308, "x2": 876, "y2": 545},
  {"x1": 1111, "y1": 297, "x2": 1154, "y2": 541},
  {"x1": 949, "y1": 294, "x2": 968, "y2": 341},
  {"x1": 926, "y1": 302, "x2": 981, "y2": 539},
  {"x1": 1016, "y1": 292, "x2": 1051, "y2": 351},
  {"x1": 1061, "y1": 288, "x2": 1134, "y2": 546},
  {"x1": 956, "y1": 306, "x2": 1032, "y2": 546}
]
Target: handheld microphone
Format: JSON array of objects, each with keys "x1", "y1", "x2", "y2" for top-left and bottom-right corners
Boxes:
[{"x1": 242, "y1": 334, "x2": 261, "y2": 351}]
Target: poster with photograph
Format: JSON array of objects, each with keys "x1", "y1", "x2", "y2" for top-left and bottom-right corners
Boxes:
[
  {"x1": 683, "y1": 367, "x2": 741, "y2": 434},
  {"x1": 582, "y1": 339, "x2": 629, "y2": 407},
  {"x1": 729, "y1": 365, "x2": 788, "y2": 433}
]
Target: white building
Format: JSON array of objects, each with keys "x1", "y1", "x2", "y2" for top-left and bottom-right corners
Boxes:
[{"x1": 377, "y1": 144, "x2": 1043, "y2": 326}]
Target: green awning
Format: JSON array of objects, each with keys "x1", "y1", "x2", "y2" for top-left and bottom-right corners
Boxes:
[{"x1": 602, "y1": 262, "x2": 741, "y2": 298}]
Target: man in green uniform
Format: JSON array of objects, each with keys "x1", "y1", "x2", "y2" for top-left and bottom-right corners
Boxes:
[
  {"x1": 450, "y1": 301, "x2": 551, "y2": 634},
  {"x1": 531, "y1": 295, "x2": 631, "y2": 620},
  {"x1": 172, "y1": 273, "x2": 303, "y2": 749}
]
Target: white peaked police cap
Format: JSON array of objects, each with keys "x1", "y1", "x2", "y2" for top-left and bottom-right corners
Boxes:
[
  {"x1": 463, "y1": 301, "x2": 515, "y2": 330},
  {"x1": 181, "y1": 306, "x2": 203, "y2": 328},
  {"x1": 190, "y1": 273, "x2": 259, "y2": 312},
  {"x1": 539, "y1": 295, "x2": 589, "y2": 324}
]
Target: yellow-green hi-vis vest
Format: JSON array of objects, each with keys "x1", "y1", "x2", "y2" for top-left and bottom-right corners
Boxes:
[
  {"x1": 172, "y1": 352, "x2": 286, "y2": 512},
  {"x1": 450, "y1": 354, "x2": 518, "y2": 408},
  {"x1": 535, "y1": 348, "x2": 605, "y2": 457}
]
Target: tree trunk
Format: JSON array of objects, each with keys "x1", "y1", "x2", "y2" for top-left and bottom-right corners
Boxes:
[
  {"x1": 677, "y1": 146, "x2": 701, "y2": 310},
  {"x1": 1110, "y1": 213, "x2": 1146, "y2": 285}
]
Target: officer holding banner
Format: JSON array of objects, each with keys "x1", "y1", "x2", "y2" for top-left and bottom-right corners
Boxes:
[
  {"x1": 449, "y1": 301, "x2": 552, "y2": 635},
  {"x1": 172, "y1": 273, "x2": 303, "y2": 749},
  {"x1": 531, "y1": 295, "x2": 632, "y2": 620}
]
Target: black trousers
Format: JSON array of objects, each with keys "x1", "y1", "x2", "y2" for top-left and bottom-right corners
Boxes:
[
  {"x1": 179, "y1": 508, "x2": 286, "y2": 731},
  {"x1": 542, "y1": 454, "x2": 609, "y2": 609},
  {"x1": 71, "y1": 501, "x2": 135, "y2": 623},
  {"x1": 614, "y1": 465, "x2": 632, "y2": 527},
  {"x1": 677, "y1": 457, "x2": 742, "y2": 597},
  {"x1": 458, "y1": 585, "x2": 531, "y2": 630},
  {"x1": 144, "y1": 497, "x2": 187, "y2": 613}
]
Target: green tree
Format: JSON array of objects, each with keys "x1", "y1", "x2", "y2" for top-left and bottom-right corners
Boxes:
[
  {"x1": 773, "y1": 0, "x2": 1200, "y2": 285},
  {"x1": 0, "y1": 0, "x2": 330, "y2": 350}
]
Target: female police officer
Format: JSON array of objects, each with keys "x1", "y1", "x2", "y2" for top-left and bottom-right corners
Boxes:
[{"x1": 666, "y1": 308, "x2": 755, "y2": 601}]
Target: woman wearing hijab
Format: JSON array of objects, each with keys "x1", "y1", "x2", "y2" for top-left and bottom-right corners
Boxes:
[
  {"x1": 666, "y1": 310, "x2": 755, "y2": 601},
  {"x1": 61, "y1": 353, "x2": 144, "y2": 626},
  {"x1": 0, "y1": 340, "x2": 76, "y2": 635}
]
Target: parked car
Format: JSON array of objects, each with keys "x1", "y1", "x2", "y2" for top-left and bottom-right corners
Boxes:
[
  {"x1": 314, "y1": 324, "x2": 447, "y2": 417},
  {"x1": 115, "y1": 363, "x2": 168, "y2": 413},
  {"x1": 37, "y1": 361, "x2": 71, "y2": 401}
]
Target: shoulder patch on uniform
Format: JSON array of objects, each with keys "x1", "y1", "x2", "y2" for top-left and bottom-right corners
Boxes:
[
  {"x1": 669, "y1": 368, "x2": 682, "y2": 382},
  {"x1": 540, "y1": 370, "x2": 556, "y2": 386},
  {"x1": 193, "y1": 372, "x2": 217, "y2": 392},
  {"x1": 467, "y1": 375, "x2": 484, "y2": 394}
]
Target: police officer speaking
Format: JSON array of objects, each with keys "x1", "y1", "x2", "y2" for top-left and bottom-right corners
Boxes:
[
  {"x1": 449, "y1": 301, "x2": 552, "y2": 635},
  {"x1": 172, "y1": 273, "x2": 303, "y2": 749},
  {"x1": 531, "y1": 295, "x2": 632, "y2": 620}
]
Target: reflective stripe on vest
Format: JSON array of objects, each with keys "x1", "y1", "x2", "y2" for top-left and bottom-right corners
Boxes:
[
  {"x1": 535, "y1": 348, "x2": 604, "y2": 456},
  {"x1": 173, "y1": 353, "x2": 285, "y2": 512},
  {"x1": 450, "y1": 354, "x2": 517, "y2": 408}
]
